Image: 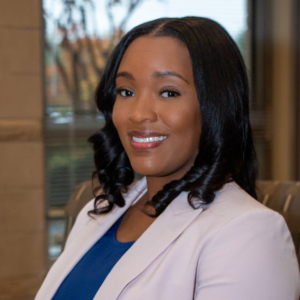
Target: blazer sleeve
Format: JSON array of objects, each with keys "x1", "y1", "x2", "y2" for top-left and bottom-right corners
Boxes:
[{"x1": 194, "y1": 209, "x2": 300, "y2": 300}]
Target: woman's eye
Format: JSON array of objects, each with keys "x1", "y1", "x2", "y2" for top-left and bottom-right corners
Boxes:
[
  {"x1": 117, "y1": 89, "x2": 134, "y2": 97},
  {"x1": 161, "y1": 90, "x2": 180, "y2": 98}
]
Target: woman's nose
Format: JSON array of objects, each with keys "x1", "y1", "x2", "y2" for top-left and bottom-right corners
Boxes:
[{"x1": 128, "y1": 94, "x2": 157, "y2": 123}]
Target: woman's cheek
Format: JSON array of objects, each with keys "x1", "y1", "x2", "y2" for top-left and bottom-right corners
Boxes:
[{"x1": 112, "y1": 102, "x2": 124, "y2": 133}]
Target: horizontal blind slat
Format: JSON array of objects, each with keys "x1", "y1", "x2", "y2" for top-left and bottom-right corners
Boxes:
[{"x1": 45, "y1": 116, "x2": 104, "y2": 207}]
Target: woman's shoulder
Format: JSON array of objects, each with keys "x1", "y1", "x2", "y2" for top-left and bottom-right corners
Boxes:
[
  {"x1": 190, "y1": 181, "x2": 291, "y2": 245},
  {"x1": 205, "y1": 181, "x2": 281, "y2": 222},
  {"x1": 192, "y1": 182, "x2": 300, "y2": 299}
]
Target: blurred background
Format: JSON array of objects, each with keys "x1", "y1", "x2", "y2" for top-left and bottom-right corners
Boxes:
[{"x1": 0, "y1": 0, "x2": 299, "y2": 299}]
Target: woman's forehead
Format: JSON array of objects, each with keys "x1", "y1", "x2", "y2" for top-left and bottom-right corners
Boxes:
[
  {"x1": 121, "y1": 36, "x2": 188, "y2": 60},
  {"x1": 117, "y1": 36, "x2": 193, "y2": 81}
]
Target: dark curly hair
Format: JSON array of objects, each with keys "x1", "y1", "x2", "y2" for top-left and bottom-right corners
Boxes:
[{"x1": 88, "y1": 17, "x2": 257, "y2": 217}]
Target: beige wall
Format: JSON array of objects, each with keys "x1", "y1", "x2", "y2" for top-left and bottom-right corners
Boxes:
[{"x1": 0, "y1": 0, "x2": 46, "y2": 299}]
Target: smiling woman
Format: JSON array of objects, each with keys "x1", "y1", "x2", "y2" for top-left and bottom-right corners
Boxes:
[{"x1": 36, "y1": 17, "x2": 300, "y2": 300}]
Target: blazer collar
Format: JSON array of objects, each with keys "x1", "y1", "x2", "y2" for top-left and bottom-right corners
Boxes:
[
  {"x1": 36, "y1": 177, "x2": 203, "y2": 300},
  {"x1": 94, "y1": 181, "x2": 203, "y2": 299}
]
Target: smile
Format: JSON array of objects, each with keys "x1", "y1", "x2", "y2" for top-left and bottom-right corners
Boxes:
[
  {"x1": 132, "y1": 136, "x2": 167, "y2": 143},
  {"x1": 130, "y1": 133, "x2": 168, "y2": 150}
]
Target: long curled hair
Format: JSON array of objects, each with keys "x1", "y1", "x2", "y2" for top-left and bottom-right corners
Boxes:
[{"x1": 88, "y1": 17, "x2": 257, "y2": 216}]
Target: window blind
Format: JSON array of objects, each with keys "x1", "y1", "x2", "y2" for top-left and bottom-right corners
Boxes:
[{"x1": 45, "y1": 114, "x2": 104, "y2": 208}]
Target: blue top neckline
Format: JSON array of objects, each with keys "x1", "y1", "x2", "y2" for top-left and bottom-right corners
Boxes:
[{"x1": 106, "y1": 213, "x2": 135, "y2": 245}]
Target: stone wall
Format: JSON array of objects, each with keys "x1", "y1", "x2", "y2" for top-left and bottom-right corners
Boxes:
[{"x1": 0, "y1": 0, "x2": 46, "y2": 299}]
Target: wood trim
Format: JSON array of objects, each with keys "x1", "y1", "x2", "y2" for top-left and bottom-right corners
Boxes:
[
  {"x1": 250, "y1": 0, "x2": 273, "y2": 179},
  {"x1": 294, "y1": 0, "x2": 300, "y2": 179}
]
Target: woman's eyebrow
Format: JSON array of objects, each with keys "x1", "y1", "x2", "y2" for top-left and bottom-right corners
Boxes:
[
  {"x1": 152, "y1": 71, "x2": 189, "y2": 84},
  {"x1": 116, "y1": 71, "x2": 135, "y2": 80}
]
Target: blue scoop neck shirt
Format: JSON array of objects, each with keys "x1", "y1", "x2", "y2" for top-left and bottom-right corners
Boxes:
[{"x1": 52, "y1": 213, "x2": 134, "y2": 300}]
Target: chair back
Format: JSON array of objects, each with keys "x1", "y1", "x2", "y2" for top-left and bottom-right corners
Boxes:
[
  {"x1": 256, "y1": 180, "x2": 300, "y2": 261},
  {"x1": 62, "y1": 180, "x2": 95, "y2": 248}
]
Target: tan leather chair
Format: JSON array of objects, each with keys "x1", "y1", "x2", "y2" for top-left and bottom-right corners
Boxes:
[
  {"x1": 62, "y1": 180, "x2": 95, "y2": 248},
  {"x1": 256, "y1": 180, "x2": 300, "y2": 262}
]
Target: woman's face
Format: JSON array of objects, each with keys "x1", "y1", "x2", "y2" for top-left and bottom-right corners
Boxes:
[{"x1": 112, "y1": 36, "x2": 201, "y2": 180}]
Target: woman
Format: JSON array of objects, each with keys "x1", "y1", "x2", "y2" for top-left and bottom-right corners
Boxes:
[{"x1": 36, "y1": 17, "x2": 300, "y2": 300}]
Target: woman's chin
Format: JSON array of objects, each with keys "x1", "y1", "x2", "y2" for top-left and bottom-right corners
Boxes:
[
  {"x1": 132, "y1": 169, "x2": 162, "y2": 177},
  {"x1": 131, "y1": 164, "x2": 165, "y2": 178}
]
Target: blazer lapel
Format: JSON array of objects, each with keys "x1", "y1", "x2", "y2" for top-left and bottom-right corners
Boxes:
[
  {"x1": 35, "y1": 178, "x2": 147, "y2": 300},
  {"x1": 94, "y1": 191, "x2": 204, "y2": 300}
]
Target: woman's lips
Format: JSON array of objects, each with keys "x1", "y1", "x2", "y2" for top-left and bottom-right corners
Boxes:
[{"x1": 129, "y1": 132, "x2": 168, "y2": 150}]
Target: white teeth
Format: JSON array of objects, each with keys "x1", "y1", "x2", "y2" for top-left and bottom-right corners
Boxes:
[{"x1": 132, "y1": 136, "x2": 167, "y2": 143}]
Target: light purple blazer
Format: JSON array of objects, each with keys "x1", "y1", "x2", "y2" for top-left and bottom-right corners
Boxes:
[{"x1": 36, "y1": 178, "x2": 300, "y2": 300}]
